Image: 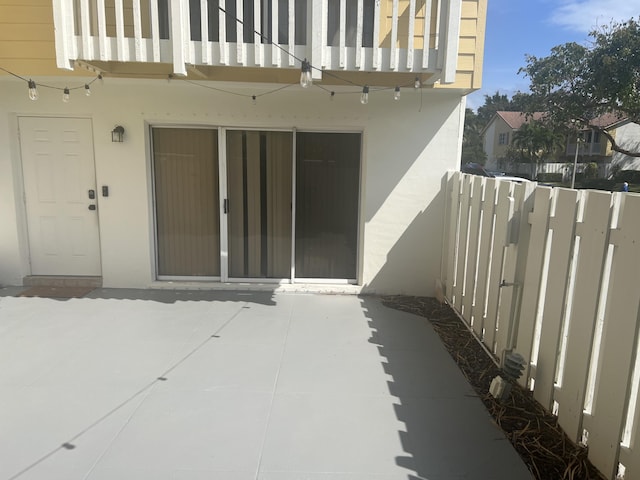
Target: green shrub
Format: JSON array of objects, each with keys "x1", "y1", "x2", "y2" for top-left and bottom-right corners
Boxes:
[
  {"x1": 581, "y1": 178, "x2": 614, "y2": 190},
  {"x1": 584, "y1": 162, "x2": 599, "y2": 179}
]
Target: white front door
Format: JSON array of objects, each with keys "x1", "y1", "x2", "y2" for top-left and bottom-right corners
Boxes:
[{"x1": 19, "y1": 117, "x2": 102, "y2": 276}]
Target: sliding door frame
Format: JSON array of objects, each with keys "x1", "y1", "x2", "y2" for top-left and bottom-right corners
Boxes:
[
  {"x1": 150, "y1": 124, "x2": 363, "y2": 285},
  {"x1": 220, "y1": 126, "x2": 295, "y2": 284},
  {"x1": 291, "y1": 129, "x2": 363, "y2": 285},
  {"x1": 150, "y1": 124, "x2": 222, "y2": 281}
]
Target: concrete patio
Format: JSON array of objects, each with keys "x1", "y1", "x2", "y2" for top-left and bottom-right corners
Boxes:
[{"x1": 0, "y1": 288, "x2": 532, "y2": 480}]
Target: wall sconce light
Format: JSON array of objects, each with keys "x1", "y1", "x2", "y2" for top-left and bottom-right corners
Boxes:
[{"x1": 111, "y1": 125, "x2": 125, "y2": 143}]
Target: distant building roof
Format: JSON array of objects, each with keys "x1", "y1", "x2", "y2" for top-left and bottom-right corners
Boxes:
[
  {"x1": 590, "y1": 112, "x2": 628, "y2": 128},
  {"x1": 496, "y1": 110, "x2": 628, "y2": 130},
  {"x1": 495, "y1": 111, "x2": 546, "y2": 129}
]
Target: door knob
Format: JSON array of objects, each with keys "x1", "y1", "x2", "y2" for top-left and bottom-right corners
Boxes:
[{"x1": 88, "y1": 205, "x2": 96, "y2": 211}]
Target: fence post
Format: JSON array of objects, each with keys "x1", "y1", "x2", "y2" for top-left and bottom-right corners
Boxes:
[
  {"x1": 555, "y1": 190, "x2": 612, "y2": 443},
  {"x1": 461, "y1": 176, "x2": 484, "y2": 321},
  {"x1": 470, "y1": 178, "x2": 497, "y2": 340},
  {"x1": 439, "y1": 172, "x2": 453, "y2": 300},
  {"x1": 515, "y1": 187, "x2": 553, "y2": 388},
  {"x1": 533, "y1": 188, "x2": 579, "y2": 411},
  {"x1": 586, "y1": 194, "x2": 640, "y2": 479},
  {"x1": 494, "y1": 181, "x2": 535, "y2": 364},
  {"x1": 483, "y1": 181, "x2": 513, "y2": 354},
  {"x1": 452, "y1": 175, "x2": 472, "y2": 312}
]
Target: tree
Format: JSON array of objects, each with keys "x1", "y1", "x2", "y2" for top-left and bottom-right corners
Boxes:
[
  {"x1": 478, "y1": 91, "x2": 527, "y2": 125},
  {"x1": 511, "y1": 120, "x2": 564, "y2": 178},
  {"x1": 520, "y1": 18, "x2": 640, "y2": 157},
  {"x1": 462, "y1": 91, "x2": 531, "y2": 167},
  {"x1": 461, "y1": 108, "x2": 487, "y2": 165}
]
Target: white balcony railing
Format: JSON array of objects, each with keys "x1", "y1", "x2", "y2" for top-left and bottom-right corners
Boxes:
[{"x1": 52, "y1": 0, "x2": 462, "y2": 82}]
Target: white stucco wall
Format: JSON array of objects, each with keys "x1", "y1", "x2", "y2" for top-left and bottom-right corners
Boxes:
[
  {"x1": 0, "y1": 76, "x2": 465, "y2": 296},
  {"x1": 611, "y1": 122, "x2": 640, "y2": 170}
]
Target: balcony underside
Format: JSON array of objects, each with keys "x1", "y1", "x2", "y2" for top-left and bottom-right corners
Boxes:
[
  {"x1": 73, "y1": 37, "x2": 440, "y2": 86},
  {"x1": 77, "y1": 60, "x2": 438, "y2": 88}
]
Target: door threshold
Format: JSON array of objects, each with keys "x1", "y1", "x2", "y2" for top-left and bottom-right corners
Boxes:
[
  {"x1": 149, "y1": 281, "x2": 362, "y2": 295},
  {"x1": 23, "y1": 275, "x2": 103, "y2": 288}
]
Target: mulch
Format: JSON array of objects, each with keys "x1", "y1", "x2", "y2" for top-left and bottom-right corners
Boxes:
[{"x1": 381, "y1": 295, "x2": 606, "y2": 480}]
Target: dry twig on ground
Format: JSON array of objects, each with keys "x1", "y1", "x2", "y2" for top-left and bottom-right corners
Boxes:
[{"x1": 381, "y1": 296, "x2": 605, "y2": 480}]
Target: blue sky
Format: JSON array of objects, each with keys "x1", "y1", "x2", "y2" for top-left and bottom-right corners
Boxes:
[{"x1": 466, "y1": 0, "x2": 640, "y2": 110}]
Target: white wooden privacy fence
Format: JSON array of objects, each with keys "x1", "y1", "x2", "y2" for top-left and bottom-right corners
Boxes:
[
  {"x1": 53, "y1": 0, "x2": 460, "y2": 80},
  {"x1": 441, "y1": 171, "x2": 640, "y2": 480}
]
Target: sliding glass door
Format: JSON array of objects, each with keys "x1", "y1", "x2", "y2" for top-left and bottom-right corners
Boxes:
[
  {"x1": 153, "y1": 128, "x2": 220, "y2": 277},
  {"x1": 152, "y1": 127, "x2": 360, "y2": 282},
  {"x1": 226, "y1": 130, "x2": 293, "y2": 279},
  {"x1": 295, "y1": 132, "x2": 360, "y2": 280}
]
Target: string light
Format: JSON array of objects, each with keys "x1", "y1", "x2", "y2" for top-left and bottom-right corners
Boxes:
[
  {"x1": 28, "y1": 79, "x2": 38, "y2": 100},
  {"x1": 414, "y1": 77, "x2": 421, "y2": 89},
  {"x1": 360, "y1": 86, "x2": 369, "y2": 105},
  {"x1": 4, "y1": 63, "x2": 423, "y2": 107},
  {"x1": 300, "y1": 58, "x2": 312, "y2": 88},
  {"x1": 1, "y1": 67, "x2": 102, "y2": 101}
]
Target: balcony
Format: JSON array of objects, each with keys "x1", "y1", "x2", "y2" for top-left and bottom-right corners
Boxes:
[{"x1": 53, "y1": 0, "x2": 463, "y2": 83}]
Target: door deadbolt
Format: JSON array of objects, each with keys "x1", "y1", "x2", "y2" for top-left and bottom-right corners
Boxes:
[{"x1": 88, "y1": 189, "x2": 95, "y2": 199}]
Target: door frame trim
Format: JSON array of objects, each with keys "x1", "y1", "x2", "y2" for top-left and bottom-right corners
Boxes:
[{"x1": 17, "y1": 115, "x2": 102, "y2": 277}]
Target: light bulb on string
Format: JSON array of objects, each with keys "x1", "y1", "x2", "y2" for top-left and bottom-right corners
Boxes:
[
  {"x1": 27, "y1": 79, "x2": 38, "y2": 100},
  {"x1": 330, "y1": 91, "x2": 335, "y2": 101},
  {"x1": 360, "y1": 86, "x2": 369, "y2": 105},
  {"x1": 62, "y1": 87, "x2": 70, "y2": 103},
  {"x1": 252, "y1": 95, "x2": 257, "y2": 105},
  {"x1": 85, "y1": 84, "x2": 91, "y2": 96},
  {"x1": 394, "y1": 86, "x2": 401, "y2": 101},
  {"x1": 414, "y1": 77, "x2": 421, "y2": 89},
  {"x1": 300, "y1": 59, "x2": 312, "y2": 88}
]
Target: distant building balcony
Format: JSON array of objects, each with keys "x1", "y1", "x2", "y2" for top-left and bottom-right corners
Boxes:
[{"x1": 53, "y1": 0, "x2": 463, "y2": 83}]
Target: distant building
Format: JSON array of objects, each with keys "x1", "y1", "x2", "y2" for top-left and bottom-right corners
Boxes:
[
  {"x1": 481, "y1": 111, "x2": 546, "y2": 171},
  {"x1": 482, "y1": 111, "x2": 639, "y2": 178}
]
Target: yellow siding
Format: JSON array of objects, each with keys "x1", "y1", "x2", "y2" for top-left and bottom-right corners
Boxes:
[
  {"x1": 492, "y1": 118, "x2": 513, "y2": 160},
  {"x1": 0, "y1": 41, "x2": 55, "y2": 58},
  {"x1": 0, "y1": 0, "x2": 86, "y2": 76},
  {"x1": 605, "y1": 130, "x2": 615, "y2": 156},
  {"x1": 0, "y1": 4, "x2": 52, "y2": 24},
  {"x1": 435, "y1": 0, "x2": 487, "y2": 91},
  {"x1": 458, "y1": 36, "x2": 476, "y2": 54},
  {"x1": 457, "y1": 53, "x2": 474, "y2": 71},
  {"x1": 380, "y1": 0, "x2": 437, "y2": 50},
  {"x1": 461, "y1": 1, "x2": 478, "y2": 17},
  {"x1": 0, "y1": 23, "x2": 54, "y2": 41},
  {"x1": 104, "y1": 0, "x2": 151, "y2": 38},
  {"x1": 378, "y1": 0, "x2": 487, "y2": 91},
  {"x1": 459, "y1": 17, "x2": 477, "y2": 34}
]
